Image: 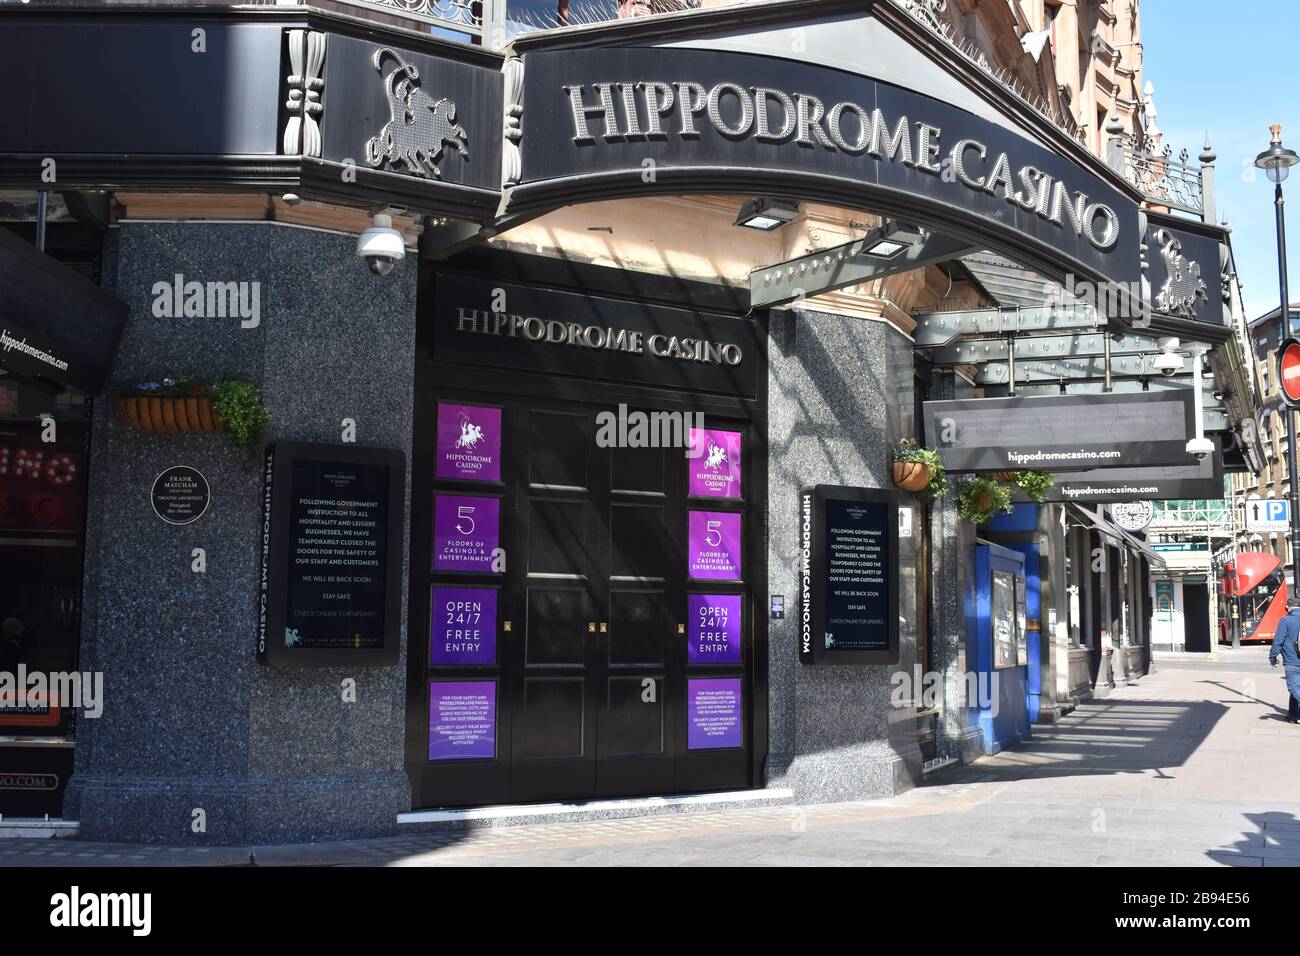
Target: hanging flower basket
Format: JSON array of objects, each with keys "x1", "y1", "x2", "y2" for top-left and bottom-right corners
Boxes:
[
  {"x1": 954, "y1": 474, "x2": 1013, "y2": 525},
  {"x1": 891, "y1": 438, "x2": 947, "y2": 500},
  {"x1": 1011, "y1": 469, "x2": 1055, "y2": 504},
  {"x1": 113, "y1": 377, "x2": 270, "y2": 460},
  {"x1": 115, "y1": 395, "x2": 224, "y2": 433},
  {"x1": 892, "y1": 460, "x2": 933, "y2": 492}
]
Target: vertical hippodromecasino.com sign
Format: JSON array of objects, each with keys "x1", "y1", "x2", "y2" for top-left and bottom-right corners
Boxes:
[
  {"x1": 687, "y1": 593, "x2": 742, "y2": 664},
  {"x1": 436, "y1": 403, "x2": 501, "y2": 481},
  {"x1": 430, "y1": 586, "x2": 497, "y2": 666},
  {"x1": 688, "y1": 428, "x2": 742, "y2": 499},
  {"x1": 687, "y1": 510, "x2": 742, "y2": 580},
  {"x1": 433, "y1": 494, "x2": 499, "y2": 571}
]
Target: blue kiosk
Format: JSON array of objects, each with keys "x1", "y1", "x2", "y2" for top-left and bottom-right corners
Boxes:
[{"x1": 968, "y1": 538, "x2": 1032, "y2": 754}]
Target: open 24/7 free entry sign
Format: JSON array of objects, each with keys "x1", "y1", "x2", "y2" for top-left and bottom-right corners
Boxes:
[{"x1": 923, "y1": 391, "x2": 1197, "y2": 473}]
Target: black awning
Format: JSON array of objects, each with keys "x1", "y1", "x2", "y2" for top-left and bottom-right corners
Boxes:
[
  {"x1": 1065, "y1": 503, "x2": 1167, "y2": 569},
  {"x1": 0, "y1": 224, "x2": 125, "y2": 393}
]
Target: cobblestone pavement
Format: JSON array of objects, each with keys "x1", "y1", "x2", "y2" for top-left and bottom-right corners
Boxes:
[{"x1": 3, "y1": 647, "x2": 1297, "y2": 867}]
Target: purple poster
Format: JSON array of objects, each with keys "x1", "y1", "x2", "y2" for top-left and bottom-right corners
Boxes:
[
  {"x1": 436, "y1": 403, "x2": 502, "y2": 481},
  {"x1": 687, "y1": 594, "x2": 742, "y2": 664},
  {"x1": 433, "y1": 495, "x2": 499, "y2": 572},
  {"x1": 688, "y1": 428, "x2": 742, "y2": 499},
  {"x1": 687, "y1": 510, "x2": 742, "y2": 580},
  {"x1": 430, "y1": 587, "x2": 497, "y2": 666},
  {"x1": 687, "y1": 678, "x2": 743, "y2": 750},
  {"x1": 428, "y1": 681, "x2": 496, "y2": 760}
]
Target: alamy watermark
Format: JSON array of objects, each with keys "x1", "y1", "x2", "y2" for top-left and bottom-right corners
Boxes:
[
  {"x1": 595, "y1": 403, "x2": 706, "y2": 458},
  {"x1": 150, "y1": 273, "x2": 261, "y2": 329},
  {"x1": 0, "y1": 665, "x2": 104, "y2": 719},
  {"x1": 890, "y1": 665, "x2": 1000, "y2": 716},
  {"x1": 1043, "y1": 273, "x2": 1151, "y2": 326}
]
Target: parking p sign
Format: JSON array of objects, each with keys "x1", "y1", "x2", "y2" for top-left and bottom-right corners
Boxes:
[{"x1": 1246, "y1": 496, "x2": 1290, "y2": 533}]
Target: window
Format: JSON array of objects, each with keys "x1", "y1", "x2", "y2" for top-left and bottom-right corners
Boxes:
[
  {"x1": 992, "y1": 570, "x2": 1025, "y2": 667},
  {"x1": 1065, "y1": 532, "x2": 1083, "y2": 647}
]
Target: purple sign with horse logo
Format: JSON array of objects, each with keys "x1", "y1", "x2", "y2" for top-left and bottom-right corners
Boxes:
[
  {"x1": 436, "y1": 403, "x2": 501, "y2": 481},
  {"x1": 430, "y1": 586, "x2": 497, "y2": 665},
  {"x1": 688, "y1": 428, "x2": 742, "y2": 499},
  {"x1": 687, "y1": 510, "x2": 742, "y2": 580},
  {"x1": 433, "y1": 494, "x2": 499, "y2": 572},
  {"x1": 687, "y1": 594, "x2": 742, "y2": 664},
  {"x1": 687, "y1": 678, "x2": 743, "y2": 750},
  {"x1": 428, "y1": 680, "x2": 496, "y2": 760}
]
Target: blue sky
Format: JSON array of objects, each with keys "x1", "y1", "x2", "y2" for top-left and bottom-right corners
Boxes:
[{"x1": 1142, "y1": 1, "x2": 1299, "y2": 321}]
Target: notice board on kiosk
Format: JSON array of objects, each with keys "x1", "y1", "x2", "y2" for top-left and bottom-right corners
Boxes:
[
  {"x1": 799, "y1": 485, "x2": 899, "y2": 665},
  {"x1": 257, "y1": 441, "x2": 405, "y2": 667}
]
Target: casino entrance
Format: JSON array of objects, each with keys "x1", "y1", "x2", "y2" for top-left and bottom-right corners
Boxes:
[{"x1": 406, "y1": 264, "x2": 766, "y2": 809}]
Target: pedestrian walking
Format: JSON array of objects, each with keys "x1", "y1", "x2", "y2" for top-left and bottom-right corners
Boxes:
[{"x1": 1270, "y1": 596, "x2": 1300, "y2": 723}]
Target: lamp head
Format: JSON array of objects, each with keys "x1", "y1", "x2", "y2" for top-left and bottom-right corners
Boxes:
[{"x1": 1255, "y1": 124, "x2": 1299, "y2": 184}]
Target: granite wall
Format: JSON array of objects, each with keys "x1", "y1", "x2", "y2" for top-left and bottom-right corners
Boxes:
[
  {"x1": 764, "y1": 307, "x2": 923, "y2": 802},
  {"x1": 66, "y1": 221, "x2": 416, "y2": 844},
  {"x1": 927, "y1": 370, "x2": 984, "y2": 764}
]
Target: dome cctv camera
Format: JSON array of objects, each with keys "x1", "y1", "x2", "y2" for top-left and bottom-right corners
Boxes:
[
  {"x1": 356, "y1": 213, "x2": 405, "y2": 276},
  {"x1": 1152, "y1": 338, "x2": 1183, "y2": 377},
  {"x1": 1185, "y1": 436, "x2": 1214, "y2": 460},
  {"x1": 1153, "y1": 351, "x2": 1183, "y2": 377}
]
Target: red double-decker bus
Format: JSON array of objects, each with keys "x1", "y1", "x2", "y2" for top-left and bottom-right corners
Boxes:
[{"x1": 1221, "y1": 552, "x2": 1288, "y2": 645}]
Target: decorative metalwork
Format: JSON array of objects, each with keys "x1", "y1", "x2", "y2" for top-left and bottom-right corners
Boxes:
[
  {"x1": 889, "y1": 0, "x2": 1082, "y2": 143},
  {"x1": 1121, "y1": 136, "x2": 1205, "y2": 214},
  {"x1": 894, "y1": 0, "x2": 950, "y2": 35},
  {"x1": 365, "y1": 48, "x2": 469, "y2": 180},
  {"x1": 1152, "y1": 227, "x2": 1209, "y2": 318},
  {"x1": 337, "y1": 0, "x2": 483, "y2": 33},
  {"x1": 283, "y1": 30, "x2": 326, "y2": 158},
  {"x1": 507, "y1": 0, "x2": 700, "y2": 32}
]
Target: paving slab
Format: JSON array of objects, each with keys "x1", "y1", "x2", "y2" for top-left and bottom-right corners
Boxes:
[{"x1": 2, "y1": 654, "x2": 1297, "y2": 867}]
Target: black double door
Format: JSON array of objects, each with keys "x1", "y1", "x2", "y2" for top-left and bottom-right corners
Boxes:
[{"x1": 414, "y1": 390, "x2": 751, "y2": 807}]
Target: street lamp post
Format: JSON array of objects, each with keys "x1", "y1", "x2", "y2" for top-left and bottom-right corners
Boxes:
[{"x1": 1256, "y1": 123, "x2": 1300, "y2": 598}]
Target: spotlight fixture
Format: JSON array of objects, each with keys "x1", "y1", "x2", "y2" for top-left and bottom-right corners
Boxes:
[
  {"x1": 861, "y1": 220, "x2": 928, "y2": 258},
  {"x1": 734, "y1": 198, "x2": 799, "y2": 231}
]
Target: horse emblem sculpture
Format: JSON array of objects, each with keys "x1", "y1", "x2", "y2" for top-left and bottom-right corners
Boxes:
[
  {"x1": 1153, "y1": 227, "x2": 1209, "y2": 319},
  {"x1": 364, "y1": 47, "x2": 469, "y2": 180}
]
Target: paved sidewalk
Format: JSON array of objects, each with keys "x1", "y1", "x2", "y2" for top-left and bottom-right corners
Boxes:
[{"x1": 2, "y1": 647, "x2": 1297, "y2": 867}]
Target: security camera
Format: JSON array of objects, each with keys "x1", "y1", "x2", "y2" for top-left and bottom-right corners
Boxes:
[
  {"x1": 1153, "y1": 337, "x2": 1183, "y2": 377},
  {"x1": 1185, "y1": 436, "x2": 1214, "y2": 460},
  {"x1": 1153, "y1": 351, "x2": 1183, "y2": 377},
  {"x1": 356, "y1": 213, "x2": 405, "y2": 276}
]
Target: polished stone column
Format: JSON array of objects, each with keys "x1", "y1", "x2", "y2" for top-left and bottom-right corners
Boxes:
[
  {"x1": 764, "y1": 307, "x2": 923, "y2": 801},
  {"x1": 66, "y1": 222, "x2": 415, "y2": 844},
  {"x1": 926, "y1": 370, "x2": 984, "y2": 763}
]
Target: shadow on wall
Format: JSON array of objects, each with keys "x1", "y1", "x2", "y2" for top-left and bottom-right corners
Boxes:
[{"x1": 771, "y1": 308, "x2": 899, "y2": 485}]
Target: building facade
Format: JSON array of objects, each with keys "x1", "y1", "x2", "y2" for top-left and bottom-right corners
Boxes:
[
  {"x1": 0, "y1": 0, "x2": 1262, "y2": 843},
  {"x1": 1231, "y1": 303, "x2": 1299, "y2": 566}
]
